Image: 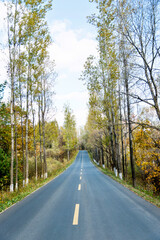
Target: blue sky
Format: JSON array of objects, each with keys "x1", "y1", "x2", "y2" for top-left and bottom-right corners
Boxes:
[
  {"x1": 48, "y1": 0, "x2": 97, "y2": 29},
  {"x1": 0, "y1": 0, "x2": 98, "y2": 128},
  {"x1": 46, "y1": 0, "x2": 98, "y2": 128}
]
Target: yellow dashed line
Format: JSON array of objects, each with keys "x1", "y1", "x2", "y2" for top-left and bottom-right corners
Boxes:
[{"x1": 73, "y1": 204, "x2": 80, "y2": 225}]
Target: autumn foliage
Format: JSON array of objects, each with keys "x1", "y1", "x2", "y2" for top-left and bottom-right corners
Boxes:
[{"x1": 133, "y1": 126, "x2": 160, "y2": 192}]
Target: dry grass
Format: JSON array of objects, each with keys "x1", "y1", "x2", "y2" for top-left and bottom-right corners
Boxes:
[
  {"x1": 89, "y1": 154, "x2": 160, "y2": 208},
  {"x1": 0, "y1": 151, "x2": 78, "y2": 213}
]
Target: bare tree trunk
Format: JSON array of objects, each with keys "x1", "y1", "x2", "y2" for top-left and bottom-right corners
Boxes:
[
  {"x1": 67, "y1": 149, "x2": 70, "y2": 161},
  {"x1": 104, "y1": 89, "x2": 115, "y2": 170},
  {"x1": 19, "y1": 80, "x2": 25, "y2": 186},
  {"x1": 41, "y1": 77, "x2": 47, "y2": 179},
  {"x1": 14, "y1": 109, "x2": 18, "y2": 191},
  {"x1": 101, "y1": 143, "x2": 104, "y2": 167},
  {"x1": 7, "y1": 0, "x2": 18, "y2": 192},
  {"x1": 25, "y1": 80, "x2": 29, "y2": 185},
  {"x1": 25, "y1": 56, "x2": 30, "y2": 185},
  {"x1": 124, "y1": 57, "x2": 136, "y2": 187},
  {"x1": 119, "y1": 83, "x2": 125, "y2": 179},
  {"x1": 108, "y1": 119, "x2": 115, "y2": 170},
  {"x1": 17, "y1": 35, "x2": 25, "y2": 187},
  {"x1": 123, "y1": 92, "x2": 128, "y2": 179},
  {"x1": 42, "y1": 110, "x2": 47, "y2": 178},
  {"x1": 109, "y1": 89, "x2": 119, "y2": 176},
  {"x1": 10, "y1": 83, "x2": 14, "y2": 192},
  {"x1": 38, "y1": 96, "x2": 43, "y2": 178},
  {"x1": 25, "y1": 39, "x2": 31, "y2": 185},
  {"x1": 106, "y1": 151, "x2": 109, "y2": 168},
  {"x1": 118, "y1": 9, "x2": 133, "y2": 183},
  {"x1": 31, "y1": 93, "x2": 37, "y2": 181},
  {"x1": 111, "y1": 82, "x2": 122, "y2": 177},
  {"x1": 111, "y1": 104, "x2": 119, "y2": 176}
]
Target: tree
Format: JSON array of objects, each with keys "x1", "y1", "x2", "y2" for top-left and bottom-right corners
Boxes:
[
  {"x1": 0, "y1": 82, "x2": 6, "y2": 103},
  {"x1": 45, "y1": 120, "x2": 59, "y2": 149},
  {"x1": 0, "y1": 148, "x2": 10, "y2": 190},
  {"x1": 133, "y1": 122, "x2": 160, "y2": 192},
  {"x1": 5, "y1": 0, "x2": 53, "y2": 190},
  {"x1": 0, "y1": 103, "x2": 11, "y2": 154},
  {"x1": 118, "y1": 0, "x2": 160, "y2": 121},
  {"x1": 63, "y1": 104, "x2": 77, "y2": 161},
  {"x1": 84, "y1": 0, "x2": 160, "y2": 191},
  {"x1": 7, "y1": 0, "x2": 19, "y2": 192},
  {"x1": 22, "y1": 0, "x2": 52, "y2": 183}
]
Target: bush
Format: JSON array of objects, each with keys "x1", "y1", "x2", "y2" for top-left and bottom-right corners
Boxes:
[
  {"x1": 0, "y1": 148, "x2": 10, "y2": 189},
  {"x1": 46, "y1": 149, "x2": 56, "y2": 158},
  {"x1": 47, "y1": 157, "x2": 63, "y2": 175}
]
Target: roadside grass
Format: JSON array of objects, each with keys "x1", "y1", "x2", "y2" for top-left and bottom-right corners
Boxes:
[
  {"x1": 0, "y1": 151, "x2": 78, "y2": 213},
  {"x1": 89, "y1": 154, "x2": 160, "y2": 208}
]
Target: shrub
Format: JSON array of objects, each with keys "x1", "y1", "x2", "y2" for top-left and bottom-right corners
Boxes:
[{"x1": 0, "y1": 148, "x2": 10, "y2": 189}]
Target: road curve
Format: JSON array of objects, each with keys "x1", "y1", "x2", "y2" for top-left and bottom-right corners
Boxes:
[{"x1": 0, "y1": 150, "x2": 160, "y2": 240}]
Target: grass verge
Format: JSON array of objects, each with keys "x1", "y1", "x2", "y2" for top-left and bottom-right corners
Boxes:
[
  {"x1": 0, "y1": 151, "x2": 78, "y2": 213},
  {"x1": 89, "y1": 153, "x2": 160, "y2": 208}
]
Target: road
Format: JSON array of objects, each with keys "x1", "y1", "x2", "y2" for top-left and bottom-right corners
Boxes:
[{"x1": 0, "y1": 150, "x2": 160, "y2": 240}]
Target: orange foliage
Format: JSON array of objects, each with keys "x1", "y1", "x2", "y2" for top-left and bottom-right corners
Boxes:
[{"x1": 133, "y1": 126, "x2": 160, "y2": 192}]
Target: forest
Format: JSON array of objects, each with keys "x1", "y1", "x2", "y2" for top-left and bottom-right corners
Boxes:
[
  {"x1": 0, "y1": 0, "x2": 77, "y2": 195},
  {"x1": 0, "y1": 0, "x2": 160, "y2": 202},
  {"x1": 80, "y1": 0, "x2": 160, "y2": 194}
]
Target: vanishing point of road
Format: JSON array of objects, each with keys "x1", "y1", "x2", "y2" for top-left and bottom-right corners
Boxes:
[{"x1": 0, "y1": 151, "x2": 160, "y2": 240}]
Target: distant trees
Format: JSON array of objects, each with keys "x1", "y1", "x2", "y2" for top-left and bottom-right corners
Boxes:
[
  {"x1": 81, "y1": 0, "x2": 160, "y2": 191},
  {"x1": 62, "y1": 104, "x2": 77, "y2": 161},
  {"x1": 0, "y1": 101, "x2": 78, "y2": 191}
]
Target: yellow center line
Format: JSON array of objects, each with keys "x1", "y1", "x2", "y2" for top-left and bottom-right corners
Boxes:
[
  {"x1": 78, "y1": 184, "x2": 81, "y2": 191},
  {"x1": 73, "y1": 204, "x2": 80, "y2": 225},
  {"x1": 80, "y1": 176, "x2": 82, "y2": 180}
]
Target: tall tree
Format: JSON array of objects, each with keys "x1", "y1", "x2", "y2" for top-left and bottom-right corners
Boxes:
[
  {"x1": 5, "y1": 0, "x2": 53, "y2": 189},
  {"x1": 7, "y1": 0, "x2": 19, "y2": 192},
  {"x1": 22, "y1": 0, "x2": 52, "y2": 183},
  {"x1": 118, "y1": 0, "x2": 160, "y2": 121},
  {"x1": 63, "y1": 104, "x2": 77, "y2": 161}
]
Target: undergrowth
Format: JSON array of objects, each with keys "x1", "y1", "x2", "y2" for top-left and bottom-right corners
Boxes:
[
  {"x1": 0, "y1": 151, "x2": 78, "y2": 213},
  {"x1": 89, "y1": 153, "x2": 160, "y2": 208}
]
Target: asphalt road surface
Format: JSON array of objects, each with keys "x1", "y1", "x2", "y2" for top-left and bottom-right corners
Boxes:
[{"x1": 0, "y1": 150, "x2": 160, "y2": 240}]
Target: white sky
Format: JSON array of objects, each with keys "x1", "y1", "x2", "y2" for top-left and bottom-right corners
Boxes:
[
  {"x1": 48, "y1": 1, "x2": 98, "y2": 128},
  {"x1": 0, "y1": 0, "x2": 98, "y2": 128}
]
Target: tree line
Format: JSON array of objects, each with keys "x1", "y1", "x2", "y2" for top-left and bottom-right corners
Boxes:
[
  {"x1": 0, "y1": 0, "x2": 77, "y2": 192},
  {"x1": 80, "y1": 0, "x2": 160, "y2": 192}
]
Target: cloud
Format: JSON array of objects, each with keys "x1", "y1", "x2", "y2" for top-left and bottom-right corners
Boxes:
[
  {"x1": 54, "y1": 106, "x2": 88, "y2": 128},
  {"x1": 0, "y1": 2, "x2": 7, "y2": 28},
  {"x1": 74, "y1": 108, "x2": 88, "y2": 128},
  {"x1": 48, "y1": 20, "x2": 98, "y2": 73},
  {"x1": 53, "y1": 91, "x2": 89, "y2": 127},
  {"x1": 0, "y1": 2, "x2": 8, "y2": 45},
  {"x1": 48, "y1": 20, "x2": 97, "y2": 127},
  {"x1": 0, "y1": 2, "x2": 8, "y2": 78},
  {"x1": 56, "y1": 91, "x2": 88, "y2": 101}
]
